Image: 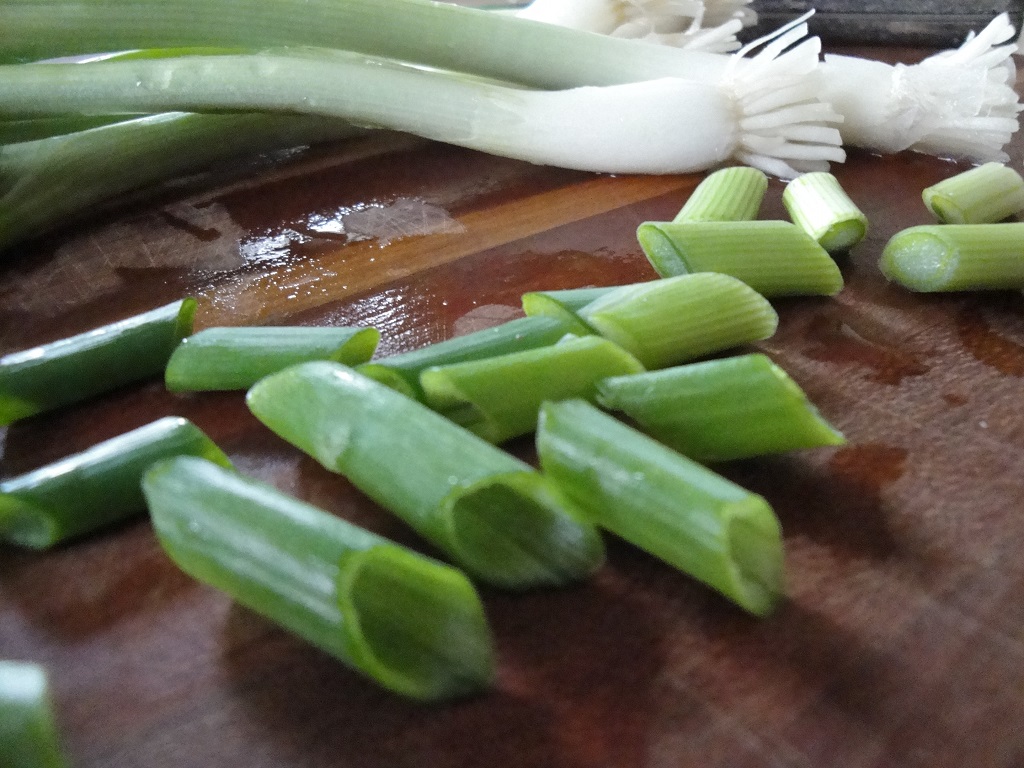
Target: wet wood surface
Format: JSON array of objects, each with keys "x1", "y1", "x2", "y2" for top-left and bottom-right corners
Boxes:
[{"x1": 3, "y1": 49, "x2": 1024, "y2": 768}]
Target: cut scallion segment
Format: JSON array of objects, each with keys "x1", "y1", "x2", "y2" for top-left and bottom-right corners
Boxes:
[
  {"x1": 420, "y1": 334, "x2": 644, "y2": 443},
  {"x1": 0, "y1": 416, "x2": 230, "y2": 549},
  {"x1": 879, "y1": 223, "x2": 1024, "y2": 291},
  {"x1": 536, "y1": 399, "x2": 785, "y2": 615},
  {"x1": 782, "y1": 171, "x2": 867, "y2": 252},
  {"x1": 637, "y1": 220, "x2": 844, "y2": 296},
  {"x1": 520, "y1": 286, "x2": 618, "y2": 334},
  {"x1": 246, "y1": 362, "x2": 605, "y2": 589},
  {"x1": 576, "y1": 273, "x2": 778, "y2": 369},
  {"x1": 921, "y1": 162, "x2": 1024, "y2": 224},
  {"x1": 597, "y1": 353, "x2": 845, "y2": 461},
  {"x1": 0, "y1": 661, "x2": 68, "y2": 768},
  {"x1": 357, "y1": 315, "x2": 576, "y2": 401},
  {"x1": 143, "y1": 456, "x2": 494, "y2": 701},
  {"x1": 165, "y1": 326, "x2": 380, "y2": 392},
  {"x1": 0, "y1": 298, "x2": 196, "y2": 426},
  {"x1": 673, "y1": 166, "x2": 768, "y2": 222}
]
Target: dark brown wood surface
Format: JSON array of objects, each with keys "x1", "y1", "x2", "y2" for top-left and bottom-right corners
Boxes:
[{"x1": 3, "y1": 50, "x2": 1024, "y2": 768}]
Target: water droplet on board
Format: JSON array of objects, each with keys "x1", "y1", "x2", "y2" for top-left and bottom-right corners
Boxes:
[
  {"x1": 955, "y1": 306, "x2": 1024, "y2": 377},
  {"x1": 828, "y1": 443, "x2": 909, "y2": 496},
  {"x1": 802, "y1": 312, "x2": 930, "y2": 386}
]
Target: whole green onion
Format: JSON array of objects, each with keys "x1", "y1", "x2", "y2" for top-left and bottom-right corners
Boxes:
[
  {"x1": 673, "y1": 166, "x2": 768, "y2": 223},
  {"x1": 782, "y1": 171, "x2": 868, "y2": 252},
  {"x1": 143, "y1": 456, "x2": 495, "y2": 701},
  {"x1": 597, "y1": 353, "x2": 845, "y2": 462},
  {"x1": 922, "y1": 162, "x2": 1024, "y2": 224},
  {"x1": 536, "y1": 399, "x2": 785, "y2": 616},
  {"x1": 0, "y1": 661, "x2": 67, "y2": 768},
  {"x1": 247, "y1": 361, "x2": 605, "y2": 590},
  {"x1": 0, "y1": 298, "x2": 195, "y2": 426},
  {"x1": 165, "y1": 325, "x2": 380, "y2": 392},
  {"x1": 0, "y1": 416, "x2": 230, "y2": 549}
]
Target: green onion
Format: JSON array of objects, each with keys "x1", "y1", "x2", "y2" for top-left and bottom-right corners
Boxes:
[
  {"x1": 142, "y1": 456, "x2": 494, "y2": 701},
  {"x1": 673, "y1": 166, "x2": 768, "y2": 222},
  {"x1": 0, "y1": 416, "x2": 230, "y2": 549},
  {"x1": 519, "y1": 286, "x2": 617, "y2": 334},
  {"x1": 637, "y1": 220, "x2": 844, "y2": 297},
  {"x1": 0, "y1": 661, "x2": 68, "y2": 768},
  {"x1": 536, "y1": 399, "x2": 785, "y2": 615},
  {"x1": 597, "y1": 353, "x2": 845, "y2": 461},
  {"x1": 246, "y1": 361, "x2": 605, "y2": 590},
  {"x1": 879, "y1": 223, "x2": 1024, "y2": 292},
  {"x1": 165, "y1": 326, "x2": 380, "y2": 392},
  {"x1": 782, "y1": 171, "x2": 867, "y2": 252},
  {"x1": 420, "y1": 334, "x2": 644, "y2": 443},
  {"x1": 0, "y1": 114, "x2": 139, "y2": 143},
  {"x1": 576, "y1": 273, "x2": 778, "y2": 369},
  {"x1": 921, "y1": 162, "x2": 1024, "y2": 224},
  {"x1": 0, "y1": 298, "x2": 195, "y2": 426},
  {"x1": 357, "y1": 315, "x2": 576, "y2": 401}
]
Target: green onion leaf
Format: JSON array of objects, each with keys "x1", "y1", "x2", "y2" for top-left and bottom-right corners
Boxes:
[
  {"x1": 921, "y1": 162, "x2": 1024, "y2": 224},
  {"x1": 246, "y1": 362, "x2": 605, "y2": 590},
  {"x1": 576, "y1": 273, "x2": 778, "y2": 369},
  {"x1": 782, "y1": 171, "x2": 868, "y2": 252},
  {"x1": 0, "y1": 661, "x2": 68, "y2": 768},
  {"x1": 597, "y1": 353, "x2": 845, "y2": 461},
  {"x1": 0, "y1": 416, "x2": 230, "y2": 549},
  {"x1": 0, "y1": 298, "x2": 195, "y2": 426},
  {"x1": 143, "y1": 456, "x2": 494, "y2": 701},
  {"x1": 520, "y1": 286, "x2": 618, "y2": 334},
  {"x1": 536, "y1": 399, "x2": 785, "y2": 615},
  {"x1": 879, "y1": 223, "x2": 1024, "y2": 292},
  {"x1": 637, "y1": 220, "x2": 844, "y2": 297},
  {"x1": 673, "y1": 166, "x2": 768, "y2": 223},
  {"x1": 165, "y1": 325, "x2": 380, "y2": 392}
]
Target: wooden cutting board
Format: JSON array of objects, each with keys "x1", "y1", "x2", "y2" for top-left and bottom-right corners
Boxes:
[{"x1": 2, "y1": 49, "x2": 1024, "y2": 768}]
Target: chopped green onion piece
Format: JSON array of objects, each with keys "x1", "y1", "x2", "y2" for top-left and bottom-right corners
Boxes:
[
  {"x1": 0, "y1": 298, "x2": 196, "y2": 426},
  {"x1": 577, "y1": 274, "x2": 778, "y2": 369},
  {"x1": 0, "y1": 661, "x2": 68, "y2": 768},
  {"x1": 165, "y1": 326, "x2": 380, "y2": 392},
  {"x1": 782, "y1": 171, "x2": 868, "y2": 252},
  {"x1": 0, "y1": 416, "x2": 230, "y2": 549},
  {"x1": 143, "y1": 456, "x2": 494, "y2": 701},
  {"x1": 879, "y1": 223, "x2": 1024, "y2": 292},
  {"x1": 536, "y1": 399, "x2": 785, "y2": 615},
  {"x1": 597, "y1": 353, "x2": 845, "y2": 461},
  {"x1": 637, "y1": 220, "x2": 844, "y2": 297},
  {"x1": 420, "y1": 334, "x2": 644, "y2": 443},
  {"x1": 357, "y1": 315, "x2": 576, "y2": 401},
  {"x1": 247, "y1": 362, "x2": 605, "y2": 590},
  {"x1": 520, "y1": 286, "x2": 618, "y2": 334},
  {"x1": 673, "y1": 166, "x2": 768, "y2": 222},
  {"x1": 921, "y1": 162, "x2": 1024, "y2": 224}
]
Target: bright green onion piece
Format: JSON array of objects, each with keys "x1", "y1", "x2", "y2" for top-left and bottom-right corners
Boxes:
[
  {"x1": 247, "y1": 362, "x2": 605, "y2": 590},
  {"x1": 637, "y1": 220, "x2": 844, "y2": 297},
  {"x1": 921, "y1": 162, "x2": 1024, "y2": 224},
  {"x1": 576, "y1": 273, "x2": 778, "y2": 370},
  {"x1": 0, "y1": 661, "x2": 68, "y2": 768},
  {"x1": 597, "y1": 353, "x2": 845, "y2": 462},
  {"x1": 420, "y1": 334, "x2": 644, "y2": 443},
  {"x1": 165, "y1": 325, "x2": 380, "y2": 392},
  {"x1": 673, "y1": 166, "x2": 768, "y2": 223},
  {"x1": 357, "y1": 315, "x2": 576, "y2": 401},
  {"x1": 782, "y1": 171, "x2": 868, "y2": 252},
  {"x1": 0, "y1": 298, "x2": 196, "y2": 426},
  {"x1": 879, "y1": 223, "x2": 1024, "y2": 291},
  {"x1": 142, "y1": 456, "x2": 494, "y2": 701},
  {"x1": 520, "y1": 286, "x2": 618, "y2": 334},
  {"x1": 536, "y1": 399, "x2": 785, "y2": 616},
  {"x1": 0, "y1": 416, "x2": 230, "y2": 549}
]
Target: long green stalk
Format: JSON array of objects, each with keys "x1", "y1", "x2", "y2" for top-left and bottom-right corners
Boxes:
[
  {"x1": 246, "y1": 361, "x2": 605, "y2": 590},
  {"x1": 536, "y1": 399, "x2": 785, "y2": 615},
  {"x1": 143, "y1": 456, "x2": 495, "y2": 701},
  {"x1": 0, "y1": 661, "x2": 68, "y2": 768},
  {"x1": 0, "y1": 416, "x2": 230, "y2": 549}
]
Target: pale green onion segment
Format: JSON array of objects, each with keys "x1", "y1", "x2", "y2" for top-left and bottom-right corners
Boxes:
[
  {"x1": 519, "y1": 286, "x2": 617, "y2": 334},
  {"x1": 143, "y1": 456, "x2": 494, "y2": 701},
  {"x1": 879, "y1": 223, "x2": 1024, "y2": 291},
  {"x1": 246, "y1": 361, "x2": 605, "y2": 590},
  {"x1": 782, "y1": 171, "x2": 868, "y2": 252},
  {"x1": 597, "y1": 353, "x2": 845, "y2": 461},
  {"x1": 165, "y1": 326, "x2": 380, "y2": 392},
  {"x1": 0, "y1": 661, "x2": 68, "y2": 768},
  {"x1": 536, "y1": 399, "x2": 785, "y2": 615},
  {"x1": 922, "y1": 162, "x2": 1024, "y2": 224},
  {"x1": 637, "y1": 220, "x2": 843, "y2": 297},
  {"x1": 420, "y1": 334, "x2": 645, "y2": 443},
  {"x1": 673, "y1": 166, "x2": 768, "y2": 223}
]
